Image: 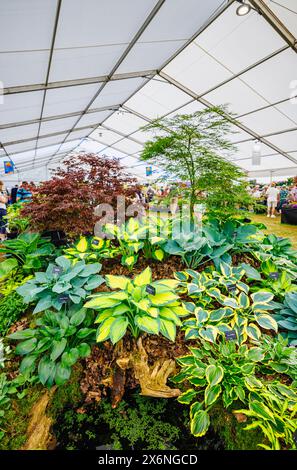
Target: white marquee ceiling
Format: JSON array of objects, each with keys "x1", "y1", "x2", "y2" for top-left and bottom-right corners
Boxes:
[{"x1": 0, "y1": 0, "x2": 296, "y2": 180}]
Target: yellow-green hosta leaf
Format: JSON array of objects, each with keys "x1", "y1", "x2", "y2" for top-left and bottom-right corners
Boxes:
[
  {"x1": 123, "y1": 255, "x2": 137, "y2": 267},
  {"x1": 205, "y1": 364, "x2": 224, "y2": 386},
  {"x1": 135, "y1": 315, "x2": 160, "y2": 335},
  {"x1": 92, "y1": 238, "x2": 105, "y2": 250},
  {"x1": 159, "y1": 308, "x2": 182, "y2": 326},
  {"x1": 110, "y1": 317, "x2": 129, "y2": 344},
  {"x1": 244, "y1": 376, "x2": 263, "y2": 390},
  {"x1": 96, "y1": 317, "x2": 116, "y2": 342},
  {"x1": 246, "y1": 347, "x2": 265, "y2": 362},
  {"x1": 246, "y1": 323, "x2": 261, "y2": 341},
  {"x1": 147, "y1": 307, "x2": 159, "y2": 318},
  {"x1": 191, "y1": 410, "x2": 210, "y2": 437},
  {"x1": 154, "y1": 249, "x2": 164, "y2": 261},
  {"x1": 177, "y1": 389, "x2": 197, "y2": 404},
  {"x1": 126, "y1": 217, "x2": 139, "y2": 234},
  {"x1": 134, "y1": 267, "x2": 152, "y2": 287},
  {"x1": 95, "y1": 309, "x2": 114, "y2": 324},
  {"x1": 156, "y1": 279, "x2": 179, "y2": 289},
  {"x1": 105, "y1": 275, "x2": 131, "y2": 290},
  {"x1": 205, "y1": 384, "x2": 222, "y2": 407},
  {"x1": 109, "y1": 291, "x2": 128, "y2": 301},
  {"x1": 159, "y1": 318, "x2": 176, "y2": 342},
  {"x1": 136, "y1": 299, "x2": 151, "y2": 312},
  {"x1": 84, "y1": 296, "x2": 120, "y2": 309},
  {"x1": 255, "y1": 314, "x2": 278, "y2": 332},
  {"x1": 148, "y1": 292, "x2": 179, "y2": 306},
  {"x1": 112, "y1": 304, "x2": 130, "y2": 316},
  {"x1": 76, "y1": 237, "x2": 88, "y2": 253},
  {"x1": 249, "y1": 401, "x2": 276, "y2": 422},
  {"x1": 171, "y1": 306, "x2": 189, "y2": 317},
  {"x1": 151, "y1": 236, "x2": 165, "y2": 245}
]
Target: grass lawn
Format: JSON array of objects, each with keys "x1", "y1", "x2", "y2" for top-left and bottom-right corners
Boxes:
[{"x1": 250, "y1": 214, "x2": 297, "y2": 249}]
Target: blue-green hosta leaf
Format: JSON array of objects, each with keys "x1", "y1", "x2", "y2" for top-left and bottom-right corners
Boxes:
[
  {"x1": 251, "y1": 291, "x2": 274, "y2": 305},
  {"x1": 79, "y1": 263, "x2": 102, "y2": 278},
  {"x1": 199, "y1": 325, "x2": 218, "y2": 343},
  {"x1": 195, "y1": 307, "x2": 208, "y2": 323},
  {"x1": 205, "y1": 364, "x2": 224, "y2": 386},
  {"x1": 55, "y1": 256, "x2": 71, "y2": 271},
  {"x1": 240, "y1": 263, "x2": 262, "y2": 281},
  {"x1": 33, "y1": 295, "x2": 53, "y2": 314},
  {"x1": 84, "y1": 274, "x2": 105, "y2": 291},
  {"x1": 15, "y1": 338, "x2": 37, "y2": 355},
  {"x1": 238, "y1": 292, "x2": 250, "y2": 309},
  {"x1": 223, "y1": 297, "x2": 239, "y2": 309},
  {"x1": 190, "y1": 410, "x2": 210, "y2": 437},
  {"x1": 205, "y1": 384, "x2": 222, "y2": 407},
  {"x1": 246, "y1": 323, "x2": 261, "y2": 341},
  {"x1": 255, "y1": 313, "x2": 278, "y2": 332},
  {"x1": 278, "y1": 319, "x2": 297, "y2": 331}
]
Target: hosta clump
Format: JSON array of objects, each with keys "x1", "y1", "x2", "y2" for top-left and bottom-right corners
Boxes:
[
  {"x1": 255, "y1": 233, "x2": 297, "y2": 262},
  {"x1": 9, "y1": 305, "x2": 95, "y2": 387},
  {"x1": 63, "y1": 236, "x2": 115, "y2": 263},
  {"x1": 176, "y1": 267, "x2": 278, "y2": 344},
  {"x1": 17, "y1": 256, "x2": 104, "y2": 313},
  {"x1": 173, "y1": 340, "x2": 297, "y2": 449},
  {"x1": 0, "y1": 232, "x2": 55, "y2": 281},
  {"x1": 274, "y1": 291, "x2": 297, "y2": 346},
  {"x1": 241, "y1": 259, "x2": 297, "y2": 300},
  {"x1": 84, "y1": 267, "x2": 188, "y2": 344}
]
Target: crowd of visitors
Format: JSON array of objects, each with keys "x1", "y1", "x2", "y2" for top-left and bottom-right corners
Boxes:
[
  {"x1": 249, "y1": 179, "x2": 297, "y2": 218},
  {"x1": 0, "y1": 181, "x2": 33, "y2": 239}
]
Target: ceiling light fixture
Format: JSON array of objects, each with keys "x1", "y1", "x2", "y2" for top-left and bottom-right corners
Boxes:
[
  {"x1": 236, "y1": 0, "x2": 252, "y2": 16},
  {"x1": 252, "y1": 140, "x2": 261, "y2": 166}
]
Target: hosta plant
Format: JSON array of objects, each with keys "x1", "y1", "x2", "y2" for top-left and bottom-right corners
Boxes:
[
  {"x1": 274, "y1": 292, "x2": 297, "y2": 346},
  {"x1": 254, "y1": 234, "x2": 297, "y2": 263},
  {"x1": 84, "y1": 266, "x2": 188, "y2": 343},
  {"x1": 235, "y1": 385, "x2": 297, "y2": 450},
  {"x1": 242, "y1": 259, "x2": 297, "y2": 300},
  {"x1": 63, "y1": 236, "x2": 115, "y2": 264},
  {"x1": 0, "y1": 232, "x2": 55, "y2": 281},
  {"x1": 9, "y1": 305, "x2": 95, "y2": 387},
  {"x1": 17, "y1": 256, "x2": 104, "y2": 313},
  {"x1": 173, "y1": 340, "x2": 297, "y2": 449},
  {"x1": 176, "y1": 268, "x2": 278, "y2": 343}
]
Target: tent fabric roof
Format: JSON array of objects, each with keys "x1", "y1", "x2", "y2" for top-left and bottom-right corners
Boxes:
[{"x1": 0, "y1": 0, "x2": 296, "y2": 179}]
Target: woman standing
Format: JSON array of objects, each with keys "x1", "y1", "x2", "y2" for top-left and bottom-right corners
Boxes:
[{"x1": 0, "y1": 181, "x2": 8, "y2": 240}]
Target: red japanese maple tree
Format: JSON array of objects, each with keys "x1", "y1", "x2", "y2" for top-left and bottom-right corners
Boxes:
[{"x1": 22, "y1": 153, "x2": 138, "y2": 238}]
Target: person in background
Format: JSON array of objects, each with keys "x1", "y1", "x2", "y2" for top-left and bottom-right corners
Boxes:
[
  {"x1": 10, "y1": 184, "x2": 18, "y2": 204},
  {"x1": 289, "y1": 181, "x2": 297, "y2": 203},
  {"x1": 266, "y1": 182, "x2": 280, "y2": 218},
  {"x1": 252, "y1": 186, "x2": 262, "y2": 198},
  {"x1": 277, "y1": 186, "x2": 289, "y2": 213},
  {"x1": 17, "y1": 181, "x2": 32, "y2": 203},
  {"x1": 0, "y1": 181, "x2": 8, "y2": 240},
  {"x1": 146, "y1": 185, "x2": 155, "y2": 203}
]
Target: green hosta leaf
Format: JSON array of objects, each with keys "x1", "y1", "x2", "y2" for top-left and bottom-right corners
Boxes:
[
  {"x1": 15, "y1": 338, "x2": 37, "y2": 355},
  {"x1": 177, "y1": 389, "x2": 197, "y2": 404},
  {"x1": 205, "y1": 364, "x2": 224, "y2": 386},
  {"x1": 110, "y1": 317, "x2": 129, "y2": 344},
  {"x1": 55, "y1": 364, "x2": 72, "y2": 386},
  {"x1": 9, "y1": 329, "x2": 37, "y2": 340},
  {"x1": 105, "y1": 275, "x2": 130, "y2": 290},
  {"x1": 174, "y1": 271, "x2": 189, "y2": 282},
  {"x1": 77, "y1": 343, "x2": 91, "y2": 358},
  {"x1": 205, "y1": 384, "x2": 222, "y2": 407},
  {"x1": 96, "y1": 317, "x2": 116, "y2": 342},
  {"x1": 251, "y1": 291, "x2": 274, "y2": 305},
  {"x1": 244, "y1": 376, "x2": 263, "y2": 390},
  {"x1": 50, "y1": 338, "x2": 67, "y2": 361},
  {"x1": 249, "y1": 401, "x2": 276, "y2": 422},
  {"x1": 176, "y1": 355, "x2": 195, "y2": 367},
  {"x1": 76, "y1": 328, "x2": 95, "y2": 339},
  {"x1": 135, "y1": 315, "x2": 160, "y2": 335},
  {"x1": 255, "y1": 314, "x2": 278, "y2": 332},
  {"x1": 20, "y1": 355, "x2": 37, "y2": 374},
  {"x1": 69, "y1": 308, "x2": 86, "y2": 326},
  {"x1": 38, "y1": 357, "x2": 56, "y2": 386},
  {"x1": 246, "y1": 347, "x2": 265, "y2": 362},
  {"x1": 191, "y1": 410, "x2": 210, "y2": 437},
  {"x1": 159, "y1": 318, "x2": 176, "y2": 342}
]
